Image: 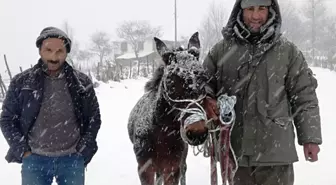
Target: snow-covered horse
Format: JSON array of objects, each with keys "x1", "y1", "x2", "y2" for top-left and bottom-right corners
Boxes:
[{"x1": 127, "y1": 32, "x2": 210, "y2": 185}]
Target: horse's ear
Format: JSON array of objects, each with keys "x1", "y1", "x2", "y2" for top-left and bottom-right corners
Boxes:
[
  {"x1": 154, "y1": 37, "x2": 168, "y2": 57},
  {"x1": 187, "y1": 32, "x2": 200, "y2": 50}
]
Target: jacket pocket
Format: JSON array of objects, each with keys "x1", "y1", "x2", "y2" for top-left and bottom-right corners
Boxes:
[
  {"x1": 76, "y1": 139, "x2": 98, "y2": 166},
  {"x1": 19, "y1": 87, "x2": 37, "y2": 108},
  {"x1": 264, "y1": 116, "x2": 295, "y2": 150},
  {"x1": 266, "y1": 99, "x2": 291, "y2": 118},
  {"x1": 255, "y1": 115, "x2": 298, "y2": 163},
  {"x1": 256, "y1": 99, "x2": 294, "y2": 155}
]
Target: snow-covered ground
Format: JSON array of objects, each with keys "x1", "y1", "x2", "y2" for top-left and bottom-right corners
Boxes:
[{"x1": 0, "y1": 67, "x2": 335, "y2": 185}]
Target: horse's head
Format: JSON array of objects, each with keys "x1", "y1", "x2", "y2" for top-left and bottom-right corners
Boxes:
[
  {"x1": 154, "y1": 32, "x2": 207, "y2": 102},
  {"x1": 154, "y1": 32, "x2": 210, "y2": 145}
]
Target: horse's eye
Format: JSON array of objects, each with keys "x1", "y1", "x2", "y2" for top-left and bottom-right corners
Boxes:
[
  {"x1": 162, "y1": 52, "x2": 174, "y2": 64},
  {"x1": 187, "y1": 78, "x2": 193, "y2": 85},
  {"x1": 188, "y1": 49, "x2": 199, "y2": 58}
]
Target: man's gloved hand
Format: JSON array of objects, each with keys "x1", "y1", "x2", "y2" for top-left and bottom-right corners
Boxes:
[
  {"x1": 203, "y1": 96, "x2": 219, "y2": 121},
  {"x1": 303, "y1": 143, "x2": 320, "y2": 162}
]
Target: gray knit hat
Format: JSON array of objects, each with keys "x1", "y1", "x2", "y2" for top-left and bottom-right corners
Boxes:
[
  {"x1": 241, "y1": 0, "x2": 272, "y2": 9},
  {"x1": 36, "y1": 26, "x2": 72, "y2": 53}
]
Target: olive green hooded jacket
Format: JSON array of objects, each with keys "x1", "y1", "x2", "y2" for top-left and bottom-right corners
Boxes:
[{"x1": 202, "y1": 0, "x2": 322, "y2": 166}]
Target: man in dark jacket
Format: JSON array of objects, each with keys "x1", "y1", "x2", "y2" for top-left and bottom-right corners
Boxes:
[
  {"x1": 198, "y1": 0, "x2": 322, "y2": 184},
  {"x1": 0, "y1": 26, "x2": 101, "y2": 185}
]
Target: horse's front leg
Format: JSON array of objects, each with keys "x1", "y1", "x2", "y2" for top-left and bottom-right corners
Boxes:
[
  {"x1": 155, "y1": 172, "x2": 163, "y2": 185},
  {"x1": 179, "y1": 144, "x2": 188, "y2": 185},
  {"x1": 180, "y1": 161, "x2": 187, "y2": 185},
  {"x1": 159, "y1": 158, "x2": 182, "y2": 185},
  {"x1": 137, "y1": 158, "x2": 156, "y2": 185}
]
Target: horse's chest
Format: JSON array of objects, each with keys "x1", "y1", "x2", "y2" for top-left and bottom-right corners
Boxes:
[
  {"x1": 154, "y1": 125, "x2": 180, "y2": 142},
  {"x1": 152, "y1": 125, "x2": 185, "y2": 154}
]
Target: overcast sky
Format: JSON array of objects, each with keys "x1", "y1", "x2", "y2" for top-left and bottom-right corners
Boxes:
[{"x1": 0, "y1": 0, "x2": 335, "y2": 77}]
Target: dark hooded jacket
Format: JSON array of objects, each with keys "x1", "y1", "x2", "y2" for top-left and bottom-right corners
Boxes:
[
  {"x1": 0, "y1": 60, "x2": 101, "y2": 166},
  {"x1": 201, "y1": 0, "x2": 322, "y2": 166}
]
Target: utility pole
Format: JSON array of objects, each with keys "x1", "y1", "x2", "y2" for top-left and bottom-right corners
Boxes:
[{"x1": 174, "y1": 0, "x2": 177, "y2": 48}]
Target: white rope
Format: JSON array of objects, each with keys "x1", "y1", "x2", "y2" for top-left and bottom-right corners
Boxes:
[
  {"x1": 217, "y1": 94, "x2": 239, "y2": 178},
  {"x1": 161, "y1": 75, "x2": 215, "y2": 156},
  {"x1": 191, "y1": 94, "x2": 237, "y2": 161},
  {"x1": 217, "y1": 94, "x2": 236, "y2": 126},
  {"x1": 161, "y1": 73, "x2": 213, "y2": 130},
  {"x1": 183, "y1": 111, "x2": 206, "y2": 128},
  {"x1": 159, "y1": 66, "x2": 238, "y2": 179}
]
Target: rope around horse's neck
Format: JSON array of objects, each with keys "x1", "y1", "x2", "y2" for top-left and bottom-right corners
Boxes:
[
  {"x1": 159, "y1": 74, "x2": 237, "y2": 158},
  {"x1": 160, "y1": 74, "x2": 213, "y2": 129},
  {"x1": 160, "y1": 75, "x2": 218, "y2": 157}
]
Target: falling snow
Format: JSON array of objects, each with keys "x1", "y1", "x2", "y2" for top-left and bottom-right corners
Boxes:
[
  {"x1": 127, "y1": 44, "x2": 209, "y2": 158},
  {"x1": 0, "y1": 67, "x2": 335, "y2": 184}
]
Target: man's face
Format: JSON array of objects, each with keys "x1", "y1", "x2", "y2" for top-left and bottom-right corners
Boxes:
[
  {"x1": 242, "y1": 6, "x2": 269, "y2": 33},
  {"x1": 39, "y1": 38, "x2": 67, "y2": 75}
]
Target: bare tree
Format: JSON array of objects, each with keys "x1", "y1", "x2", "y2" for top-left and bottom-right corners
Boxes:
[
  {"x1": 3, "y1": 54, "x2": 12, "y2": 80},
  {"x1": 62, "y1": 21, "x2": 80, "y2": 67},
  {"x1": 323, "y1": 17, "x2": 336, "y2": 70},
  {"x1": 198, "y1": 0, "x2": 229, "y2": 61},
  {"x1": 77, "y1": 50, "x2": 93, "y2": 72},
  {"x1": 0, "y1": 74, "x2": 6, "y2": 100},
  {"x1": 116, "y1": 20, "x2": 162, "y2": 77},
  {"x1": 301, "y1": 0, "x2": 330, "y2": 66},
  {"x1": 89, "y1": 31, "x2": 113, "y2": 80},
  {"x1": 279, "y1": 0, "x2": 307, "y2": 48}
]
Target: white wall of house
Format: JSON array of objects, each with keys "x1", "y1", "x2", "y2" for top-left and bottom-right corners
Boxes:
[
  {"x1": 114, "y1": 39, "x2": 157, "y2": 53},
  {"x1": 114, "y1": 38, "x2": 177, "y2": 60}
]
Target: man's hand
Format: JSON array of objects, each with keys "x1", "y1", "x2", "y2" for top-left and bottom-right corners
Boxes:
[
  {"x1": 185, "y1": 120, "x2": 208, "y2": 134},
  {"x1": 204, "y1": 96, "x2": 219, "y2": 121},
  {"x1": 303, "y1": 143, "x2": 320, "y2": 162},
  {"x1": 23, "y1": 151, "x2": 32, "y2": 158}
]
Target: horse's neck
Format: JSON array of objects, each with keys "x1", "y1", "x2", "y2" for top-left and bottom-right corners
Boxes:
[
  {"x1": 154, "y1": 100, "x2": 179, "y2": 128},
  {"x1": 153, "y1": 85, "x2": 178, "y2": 123}
]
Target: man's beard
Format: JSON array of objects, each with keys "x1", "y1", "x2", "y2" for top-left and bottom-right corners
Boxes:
[
  {"x1": 41, "y1": 59, "x2": 65, "y2": 75},
  {"x1": 246, "y1": 23, "x2": 263, "y2": 34}
]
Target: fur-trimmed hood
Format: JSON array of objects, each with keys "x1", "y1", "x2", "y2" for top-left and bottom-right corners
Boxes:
[{"x1": 222, "y1": 0, "x2": 282, "y2": 43}]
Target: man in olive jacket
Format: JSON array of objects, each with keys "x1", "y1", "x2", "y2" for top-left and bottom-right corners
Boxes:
[{"x1": 202, "y1": 0, "x2": 322, "y2": 184}]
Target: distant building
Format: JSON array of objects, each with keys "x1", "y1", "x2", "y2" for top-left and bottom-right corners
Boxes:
[{"x1": 113, "y1": 38, "x2": 182, "y2": 67}]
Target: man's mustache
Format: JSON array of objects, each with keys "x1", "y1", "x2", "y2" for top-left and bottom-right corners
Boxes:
[{"x1": 47, "y1": 60, "x2": 60, "y2": 64}]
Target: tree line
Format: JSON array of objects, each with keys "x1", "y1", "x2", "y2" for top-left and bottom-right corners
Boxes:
[
  {"x1": 1, "y1": 0, "x2": 335, "y2": 101},
  {"x1": 199, "y1": 0, "x2": 336, "y2": 70}
]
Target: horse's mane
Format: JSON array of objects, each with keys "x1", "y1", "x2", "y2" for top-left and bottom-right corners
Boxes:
[
  {"x1": 144, "y1": 46, "x2": 186, "y2": 92},
  {"x1": 144, "y1": 65, "x2": 164, "y2": 92}
]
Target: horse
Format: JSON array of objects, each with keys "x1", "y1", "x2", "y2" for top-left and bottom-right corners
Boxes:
[{"x1": 127, "y1": 32, "x2": 211, "y2": 185}]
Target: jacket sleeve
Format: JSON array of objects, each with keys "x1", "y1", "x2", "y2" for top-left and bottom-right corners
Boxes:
[
  {"x1": 285, "y1": 46, "x2": 322, "y2": 146},
  {"x1": 76, "y1": 76, "x2": 101, "y2": 165},
  {"x1": 0, "y1": 77, "x2": 30, "y2": 161},
  {"x1": 202, "y1": 46, "x2": 218, "y2": 99}
]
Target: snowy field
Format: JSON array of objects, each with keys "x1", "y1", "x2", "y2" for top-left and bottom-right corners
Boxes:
[{"x1": 0, "y1": 67, "x2": 335, "y2": 185}]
